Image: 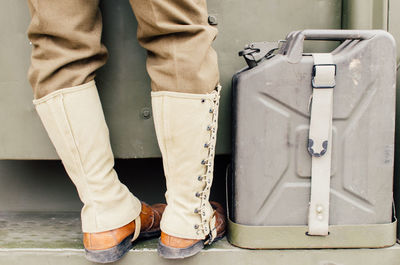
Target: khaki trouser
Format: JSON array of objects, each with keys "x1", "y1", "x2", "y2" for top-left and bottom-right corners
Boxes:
[
  {"x1": 27, "y1": 0, "x2": 219, "y2": 99},
  {"x1": 27, "y1": 0, "x2": 220, "y2": 235}
]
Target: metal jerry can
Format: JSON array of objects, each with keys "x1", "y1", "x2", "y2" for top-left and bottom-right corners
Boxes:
[{"x1": 228, "y1": 30, "x2": 397, "y2": 249}]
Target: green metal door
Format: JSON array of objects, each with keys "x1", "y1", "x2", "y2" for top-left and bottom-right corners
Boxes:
[{"x1": 0, "y1": 0, "x2": 343, "y2": 159}]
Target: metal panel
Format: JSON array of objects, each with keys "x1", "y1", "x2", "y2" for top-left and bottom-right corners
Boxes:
[
  {"x1": 342, "y1": 0, "x2": 388, "y2": 30},
  {"x1": 0, "y1": 0, "x2": 342, "y2": 159},
  {"x1": 389, "y1": 0, "x2": 400, "y2": 240},
  {"x1": 388, "y1": 0, "x2": 400, "y2": 61}
]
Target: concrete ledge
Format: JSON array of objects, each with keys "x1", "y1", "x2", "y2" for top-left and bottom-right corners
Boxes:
[
  {"x1": 2, "y1": 242, "x2": 400, "y2": 265},
  {"x1": 1, "y1": 212, "x2": 400, "y2": 265}
]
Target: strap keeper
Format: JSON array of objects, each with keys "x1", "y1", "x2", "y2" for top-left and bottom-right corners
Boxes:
[{"x1": 312, "y1": 64, "x2": 337, "y2": 88}]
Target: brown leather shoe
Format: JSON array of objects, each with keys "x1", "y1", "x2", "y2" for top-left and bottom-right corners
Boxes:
[
  {"x1": 84, "y1": 202, "x2": 166, "y2": 263},
  {"x1": 158, "y1": 201, "x2": 226, "y2": 259}
]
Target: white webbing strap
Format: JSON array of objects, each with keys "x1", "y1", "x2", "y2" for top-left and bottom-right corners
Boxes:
[
  {"x1": 307, "y1": 53, "x2": 335, "y2": 236},
  {"x1": 131, "y1": 215, "x2": 141, "y2": 242},
  {"x1": 204, "y1": 212, "x2": 217, "y2": 245}
]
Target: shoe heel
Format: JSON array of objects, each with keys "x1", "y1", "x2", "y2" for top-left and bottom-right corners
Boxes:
[
  {"x1": 85, "y1": 234, "x2": 133, "y2": 263},
  {"x1": 157, "y1": 238, "x2": 204, "y2": 259}
]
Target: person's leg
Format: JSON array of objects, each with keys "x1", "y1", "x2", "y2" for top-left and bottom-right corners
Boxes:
[
  {"x1": 27, "y1": 1, "x2": 164, "y2": 262},
  {"x1": 27, "y1": 0, "x2": 108, "y2": 99},
  {"x1": 129, "y1": 0, "x2": 226, "y2": 258},
  {"x1": 129, "y1": 0, "x2": 219, "y2": 94}
]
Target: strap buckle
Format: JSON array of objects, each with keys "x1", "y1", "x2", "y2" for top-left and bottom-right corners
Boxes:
[{"x1": 311, "y1": 64, "x2": 337, "y2": 88}]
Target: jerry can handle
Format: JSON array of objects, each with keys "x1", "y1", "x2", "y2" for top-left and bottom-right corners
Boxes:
[
  {"x1": 301, "y1": 29, "x2": 375, "y2": 40},
  {"x1": 283, "y1": 29, "x2": 378, "y2": 63}
]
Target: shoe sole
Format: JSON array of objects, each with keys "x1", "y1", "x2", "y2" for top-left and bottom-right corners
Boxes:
[
  {"x1": 157, "y1": 235, "x2": 224, "y2": 259},
  {"x1": 85, "y1": 234, "x2": 133, "y2": 263},
  {"x1": 85, "y1": 230, "x2": 162, "y2": 263}
]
